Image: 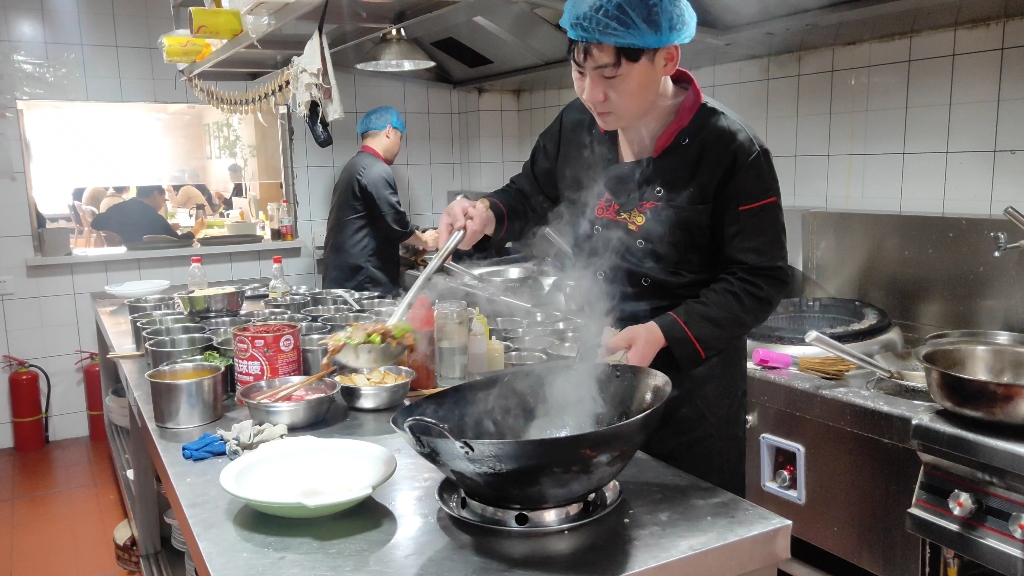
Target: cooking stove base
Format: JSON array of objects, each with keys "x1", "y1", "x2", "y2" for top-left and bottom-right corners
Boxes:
[{"x1": 436, "y1": 479, "x2": 621, "y2": 532}]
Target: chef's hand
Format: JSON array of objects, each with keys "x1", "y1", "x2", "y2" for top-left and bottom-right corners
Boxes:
[
  {"x1": 419, "y1": 229, "x2": 439, "y2": 251},
  {"x1": 604, "y1": 322, "x2": 667, "y2": 367},
  {"x1": 438, "y1": 197, "x2": 495, "y2": 250}
]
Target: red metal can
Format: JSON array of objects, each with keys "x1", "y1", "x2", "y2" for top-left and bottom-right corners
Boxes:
[{"x1": 232, "y1": 322, "x2": 301, "y2": 403}]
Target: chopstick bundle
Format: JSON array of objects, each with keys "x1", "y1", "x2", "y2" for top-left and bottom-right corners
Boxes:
[
  {"x1": 752, "y1": 349, "x2": 856, "y2": 380},
  {"x1": 253, "y1": 367, "x2": 336, "y2": 403}
]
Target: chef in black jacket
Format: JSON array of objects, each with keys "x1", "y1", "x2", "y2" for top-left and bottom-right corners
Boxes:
[
  {"x1": 437, "y1": 0, "x2": 788, "y2": 495},
  {"x1": 323, "y1": 106, "x2": 438, "y2": 295}
]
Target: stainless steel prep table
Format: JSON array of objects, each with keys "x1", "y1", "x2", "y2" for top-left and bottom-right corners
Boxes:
[{"x1": 94, "y1": 296, "x2": 792, "y2": 576}]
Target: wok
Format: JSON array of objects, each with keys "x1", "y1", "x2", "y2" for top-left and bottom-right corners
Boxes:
[
  {"x1": 391, "y1": 364, "x2": 671, "y2": 509},
  {"x1": 916, "y1": 340, "x2": 1024, "y2": 424}
]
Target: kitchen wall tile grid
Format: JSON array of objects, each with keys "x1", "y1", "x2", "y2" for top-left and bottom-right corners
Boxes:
[{"x1": 0, "y1": 0, "x2": 1018, "y2": 446}]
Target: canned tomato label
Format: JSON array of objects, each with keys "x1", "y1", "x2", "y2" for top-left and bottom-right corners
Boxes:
[{"x1": 233, "y1": 323, "x2": 301, "y2": 402}]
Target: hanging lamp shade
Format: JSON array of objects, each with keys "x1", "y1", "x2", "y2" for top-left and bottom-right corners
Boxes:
[{"x1": 356, "y1": 28, "x2": 436, "y2": 72}]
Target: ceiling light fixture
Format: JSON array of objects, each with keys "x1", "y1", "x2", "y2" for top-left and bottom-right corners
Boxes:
[{"x1": 356, "y1": 28, "x2": 436, "y2": 72}]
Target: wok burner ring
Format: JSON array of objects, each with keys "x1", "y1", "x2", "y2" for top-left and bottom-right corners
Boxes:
[{"x1": 436, "y1": 478, "x2": 621, "y2": 532}]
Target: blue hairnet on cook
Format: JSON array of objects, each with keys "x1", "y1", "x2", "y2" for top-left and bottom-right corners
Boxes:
[
  {"x1": 559, "y1": 0, "x2": 697, "y2": 49},
  {"x1": 357, "y1": 106, "x2": 407, "y2": 137}
]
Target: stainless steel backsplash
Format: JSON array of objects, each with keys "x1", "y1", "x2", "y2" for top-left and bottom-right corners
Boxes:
[{"x1": 794, "y1": 210, "x2": 1024, "y2": 336}]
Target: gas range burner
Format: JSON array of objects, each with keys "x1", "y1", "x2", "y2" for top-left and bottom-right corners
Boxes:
[{"x1": 436, "y1": 479, "x2": 621, "y2": 532}]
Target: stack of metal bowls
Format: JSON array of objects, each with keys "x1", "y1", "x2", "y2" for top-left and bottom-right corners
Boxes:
[
  {"x1": 297, "y1": 322, "x2": 330, "y2": 336},
  {"x1": 136, "y1": 316, "x2": 196, "y2": 351},
  {"x1": 267, "y1": 313, "x2": 311, "y2": 323},
  {"x1": 240, "y1": 309, "x2": 289, "y2": 321},
  {"x1": 301, "y1": 306, "x2": 353, "y2": 321},
  {"x1": 264, "y1": 295, "x2": 312, "y2": 313},
  {"x1": 146, "y1": 334, "x2": 215, "y2": 367},
  {"x1": 176, "y1": 286, "x2": 246, "y2": 318},
  {"x1": 130, "y1": 311, "x2": 187, "y2": 350},
  {"x1": 141, "y1": 324, "x2": 207, "y2": 349},
  {"x1": 200, "y1": 317, "x2": 250, "y2": 330},
  {"x1": 362, "y1": 299, "x2": 397, "y2": 310},
  {"x1": 205, "y1": 327, "x2": 234, "y2": 343},
  {"x1": 321, "y1": 313, "x2": 374, "y2": 333},
  {"x1": 126, "y1": 295, "x2": 177, "y2": 316}
]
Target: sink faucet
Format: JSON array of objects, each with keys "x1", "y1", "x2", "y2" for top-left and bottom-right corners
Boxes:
[{"x1": 993, "y1": 206, "x2": 1024, "y2": 256}]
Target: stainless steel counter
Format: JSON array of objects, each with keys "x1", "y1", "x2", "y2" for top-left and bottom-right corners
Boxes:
[{"x1": 95, "y1": 297, "x2": 792, "y2": 576}]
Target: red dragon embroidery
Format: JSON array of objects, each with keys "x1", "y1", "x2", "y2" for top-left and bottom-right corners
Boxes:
[{"x1": 594, "y1": 194, "x2": 660, "y2": 231}]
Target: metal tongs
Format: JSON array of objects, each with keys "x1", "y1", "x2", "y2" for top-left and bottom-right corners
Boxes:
[{"x1": 332, "y1": 230, "x2": 466, "y2": 369}]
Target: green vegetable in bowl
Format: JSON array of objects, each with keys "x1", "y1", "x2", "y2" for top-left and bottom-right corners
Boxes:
[{"x1": 202, "y1": 351, "x2": 232, "y2": 367}]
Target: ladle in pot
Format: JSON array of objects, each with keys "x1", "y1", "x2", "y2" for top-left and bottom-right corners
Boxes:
[
  {"x1": 332, "y1": 230, "x2": 466, "y2": 369},
  {"x1": 805, "y1": 330, "x2": 926, "y2": 386}
]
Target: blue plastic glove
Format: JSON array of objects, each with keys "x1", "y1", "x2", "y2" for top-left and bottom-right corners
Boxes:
[{"x1": 182, "y1": 432, "x2": 228, "y2": 461}]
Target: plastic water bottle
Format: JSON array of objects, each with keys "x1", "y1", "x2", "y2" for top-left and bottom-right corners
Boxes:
[
  {"x1": 468, "y1": 317, "x2": 487, "y2": 374},
  {"x1": 268, "y1": 255, "x2": 290, "y2": 298},
  {"x1": 188, "y1": 256, "x2": 208, "y2": 291}
]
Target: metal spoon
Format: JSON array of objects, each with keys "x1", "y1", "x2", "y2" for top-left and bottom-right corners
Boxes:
[{"x1": 805, "y1": 330, "x2": 926, "y2": 385}]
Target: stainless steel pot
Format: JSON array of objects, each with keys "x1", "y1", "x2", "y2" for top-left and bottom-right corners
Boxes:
[
  {"x1": 162, "y1": 355, "x2": 231, "y2": 400},
  {"x1": 237, "y1": 376, "x2": 339, "y2": 429},
  {"x1": 126, "y1": 295, "x2": 177, "y2": 317},
  {"x1": 142, "y1": 324, "x2": 207, "y2": 349},
  {"x1": 916, "y1": 340, "x2": 1024, "y2": 424},
  {"x1": 263, "y1": 296, "x2": 311, "y2": 314},
  {"x1": 362, "y1": 299, "x2": 398, "y2": 310},
  {"x1": 205, "y1": 327, "x2": 234, "y2": 342},
  {"x1": 288, "y1": 286, "x2": 318, "y2": 295},
  {"x1": 321, "y1": 313, "x2": 374, "y2": 333},
  {"x1": 301, "y1": 306, "x2": 353, "y2": 321},
  {"x1": 300, "y1": 334, "x2": 329, "y2": 375},
  {"x1": 337, "y1": 366, "x2": 413, "y2": 410},
  {"x1": 312, "y1": 289, "x2": 356, "y2": 307},
  {"x1": 146, "y1": 362, "x2": 224, "y2": 428},
  {"x1": 297, "y1": 322, "x2": 330, "y2": 336},
  {"x1": 240, "y1": 309, "x2": 289, "y2": 320},
  {"x1": 146, "y1": 335, "x2": 215, "y2": 368},
  {"x1": 200, "y1": 317, "x2": 250, "y2": 330},
  {"x1": 176, "y1": 286, "x2": 245, "y2": 317},
  {"x1": 510, "y1": 336, "x2": 556, "y2": 353},
  {"x1": 130, "y1": 310, "x2": 186, "y2": 350},
  {"x1": 137, "y1": 316, "x2": 196, "y2": 352},
  {"x1": 353, "y1": 291, "x2": 380, "y2": 301},
  {"x1": 266, "y1": 314, "x2": 310, "y2": 323},
  {"x1": 505, "y1": 352, "x2": 548, "y2": 366}
]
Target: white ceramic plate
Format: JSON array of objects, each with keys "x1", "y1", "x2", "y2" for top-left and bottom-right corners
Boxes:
[
  {"x1": 105, "y1": 280, "x2": 171, "y2": 298},
  {"x1": 219, "y1": 436, "x2": 397, "y2": 518}
]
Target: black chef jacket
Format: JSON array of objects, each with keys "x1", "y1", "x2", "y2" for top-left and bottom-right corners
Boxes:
[
  {"x1": 322, "y1": 148, "x2": 415, "y2": 295},
  {"x1": 90, "y1": 198, "x2": 196, "y2": 244},
  {"x1": 484, "y1": 69, "x2": 789, "y2": 495}
]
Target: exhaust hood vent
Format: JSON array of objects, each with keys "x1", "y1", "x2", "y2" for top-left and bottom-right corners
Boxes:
[{"x1": 430, "y1": 37, "x2": 494, "y2": 68}]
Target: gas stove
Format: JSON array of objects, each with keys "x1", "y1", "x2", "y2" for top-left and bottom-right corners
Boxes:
[{"x1": 909, "y1": 411, "x2": 1024, "y2": 574}]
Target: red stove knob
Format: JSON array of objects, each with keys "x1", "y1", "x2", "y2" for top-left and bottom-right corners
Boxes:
[
  {"x1": 1010, "y1": 513, "x2": 1024, "y2": 540},
  {"x1": 948, "y1": 490, "x2": 980, "y2": 518}
]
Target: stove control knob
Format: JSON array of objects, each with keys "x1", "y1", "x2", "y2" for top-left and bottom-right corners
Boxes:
[
  {"x1": 1010, "y1": 513, "x2": 1024, "y2": 540},
  {"x1": 775, "y1": 469, "x2": 794, "y2": 489},
  {"x1": 948, "y1": 490, "x2": 980, "y2": 518}
]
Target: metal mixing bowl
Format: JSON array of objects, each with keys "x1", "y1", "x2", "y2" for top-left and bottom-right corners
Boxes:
[
  {"x1": 495, "y1": 318, "x2": 525, "y2": 330},
  {"x1": 238, "y1": 376, "x2": 340, "y2": 428},
  {"x1": 240, "y1": 309, "x2": 289, "y2": 320},
  {"x1": 368, "y1": 308, "x2": 396, "y2": 321},
  {"x1": 214, "y1": 337, "x2": 234, "y2": 359},
  {"x1": 545, "y1": 340, "x2": 578, "y2": 359},
  {"x1": 176, "y1": 286, "x2": 246, "y2": 317},
  {"x1": 289, "y1": 286, "x2": 318, "y2": 295},
  {"x1": 916, "y1": 341, "x2": 1024, "y2": 424},
  {"x1": 321, "y1": 313, "x2": 374, "y2": 333},
  {"x1": 126, "y1": 295, "x2": 177, "y2": 317},
  {"x1": 266, "y1": 314, "x2": 311, "y2": 323},
  {"x1": 313, "y1": 289, "x2": 358, "y2": 307},
  {"x1": 505, "y1": 352, "x2": 548, "y2": 366},
  {"x1": 142, "y1": 324, "x2": 207, "y2": 348},
  {"x1": 131, "y1": 310, "x2": 187, "y2": 350},
  {"x1": 200, "y1": 316, "x2": 251, "y2": 330},
  {"x1": 146, "y1": 335, "x2": 215, "y2": 367},
  {"x1": 353, "y1": 291, "x2": 381, "y2": 301},
  {"x1": 205, "y1": 327, "x2": 234, "y2": 342},
  {"x1": 510, "y1": 336, "x2": 556, "y2": 353},
  {"x1": 924, "y1": 330, "x2": 1024, "y2": 346},
  {"x1": 301, "y1": 306, "x2": 354, "y2": 321},
  {"x1": 263, "y1": 296, "x2": 312, "y2": 314},
  {"x1": 336, "y1": 366, "x2": 414, "y2": 410},
  {"x1": 362, "y1": 299, "x2": 398, "y2": 310},
  {"x1": 297, "y1": 322, "x2": 330, "y2": 336}
]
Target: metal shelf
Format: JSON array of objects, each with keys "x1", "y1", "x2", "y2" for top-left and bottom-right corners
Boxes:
[{"x1": 107, "y1": 422, "x2": 176, "y2": 576}]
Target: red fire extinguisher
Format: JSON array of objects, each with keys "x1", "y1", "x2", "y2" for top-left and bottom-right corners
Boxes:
[
  {"x1": 76, "y1": 351, "x2": 106, "y2": 442},
  {"x1": 3, "y1": 355, "x2": 51, "y2": 453}
]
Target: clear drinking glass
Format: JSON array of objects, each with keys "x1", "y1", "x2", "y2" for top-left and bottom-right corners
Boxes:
[{"x1": 435, "y1": 306, "x2": 470, "y2": 387}]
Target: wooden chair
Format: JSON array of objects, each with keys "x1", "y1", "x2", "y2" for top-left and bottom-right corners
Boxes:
[
  {"x1": 67, "y1": 203, "x2": 86, "y2": 247},
  {"x1": 73, "y1": 202, "x2": 103, "y2": 248}
]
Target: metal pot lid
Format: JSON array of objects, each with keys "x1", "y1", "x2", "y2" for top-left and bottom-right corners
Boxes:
[{"x1": 748, "y1": 297, "x2": 891, "y2": 345}]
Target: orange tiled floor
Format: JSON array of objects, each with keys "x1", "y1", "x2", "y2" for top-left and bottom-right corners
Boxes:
[{"x1": 0, "y1": 436, "x2": 135, "y2": 576}]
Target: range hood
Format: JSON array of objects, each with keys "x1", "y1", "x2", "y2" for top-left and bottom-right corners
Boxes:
[{"x1": 181, "y1": 0, "x2": 1021, "y2": 89}]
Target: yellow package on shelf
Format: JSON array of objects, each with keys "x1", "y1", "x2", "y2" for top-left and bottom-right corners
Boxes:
[
  {"x1": 159, "y1": 31, "x2": 211, "y2": 64},
  {"x1": 189, "y1": 7, "x2": 243, "y2": 39}
]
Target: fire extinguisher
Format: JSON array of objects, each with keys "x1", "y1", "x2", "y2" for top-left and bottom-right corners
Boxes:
[
  {"x1": 3, "y1": 355, "x2": 51, "y2": 453},
  {"x1": 76, "y1": 351, "x2": 106, "y2": 443}
]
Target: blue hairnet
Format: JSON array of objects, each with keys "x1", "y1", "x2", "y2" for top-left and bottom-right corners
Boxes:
[
  {"x1": 559, "y1": 0, "x2": 697, "y2": 49},
  {"x1": 357, "y1": 106, "x2": 407, "y2": 137}
]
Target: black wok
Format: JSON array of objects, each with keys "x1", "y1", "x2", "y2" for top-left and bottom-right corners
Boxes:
[{"x1": 391, "y1": 364, "x2": 671, "y2": 509}]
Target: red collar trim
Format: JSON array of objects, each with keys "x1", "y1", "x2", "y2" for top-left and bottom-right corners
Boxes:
[
  {"x1": 360, "y1": 145, "x2": 388, "y2": 164},
  {"x1": 652, "y1": 68, "x2": 703, "y2": 157}
]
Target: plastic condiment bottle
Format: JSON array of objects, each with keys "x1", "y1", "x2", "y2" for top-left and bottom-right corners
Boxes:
[
  {"x1": 486, "y1": 337, "x2": 504, "y2": 372},
  {"x1": 468, "y1": 318, "x2": 487, "y2": 374},
  {"x1": 268, "y1": 255, "x2": 290, "y2": 297},
  {"x1": 188, "y1": 256, "x2": 208, "y2": 290},
  {"x1": 407, "y1": 296, "x2": 435, "y2": 390}
]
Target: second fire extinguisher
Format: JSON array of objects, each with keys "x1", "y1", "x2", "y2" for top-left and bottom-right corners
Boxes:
[
  {"x1": 76, "y1": 351, "x2": 105, "y2": 442},
  {"x1": 4, "y1": 355, "x2": 51, "y2": 453}
]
